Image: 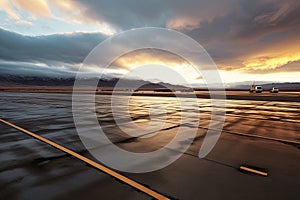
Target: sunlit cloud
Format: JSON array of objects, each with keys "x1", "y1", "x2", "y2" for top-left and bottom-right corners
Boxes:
[
  {"x1": 0, "y1": 0, "x2": 299, "y2": 83},
  {"x1": 48, "y1": 0, "x2": 116, "y2": 35},
  {"x1": 167, "y1": 17, "x2": 200, "y2": 30},
  {"x1": 242, "y1": 55, "x2": 300, "y2": 72},
  {"x1": 232, "y1": 36, "x2": 300, "y2": 73},
  {"x1": 0, "y1": 0, "x2": 19, "y2": 20},
  {"x1": 13, "y1": 0, "x2": 51, "y2": 18},
  {"x1": 0, "y1": 0, "x2": 116, "y2": 35},
  {"x1": 111, "y1": 49, "x2": 188, "y2": 70},
  {"x1": 106, "y1": 49, "x2": 204, "y2": 84}
]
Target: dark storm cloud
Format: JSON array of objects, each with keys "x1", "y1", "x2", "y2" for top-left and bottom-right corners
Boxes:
[
  {"x1": 70, "y1": 0, "x2": 168, "y2": 29},
  {"x1": 1, "y1": 0, "x2": 300, "y2": 77},
  {"x1": 72, "y1": 0, "x2": 300, "y2": 38},
  {"x1": 68, "y1": 0, "x2": 300, "y2": 72},
  {"x1": 229, "y1": 0, "x2": 300, "y2": 41},
  {"x1": 72, "y1": 0, "x2": 232, "y2": 30},
  {"x1": 0, "y1": 61, "x2": 76, "y2": 77},
  {"x1": 180, "y1": 0, "x2": 300, "y2": 72},
  {"x1": 0, "y1": 28, "x2": 107, "y2": 65}
]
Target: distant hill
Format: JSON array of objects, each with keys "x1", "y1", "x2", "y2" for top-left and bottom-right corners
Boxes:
[
  {"x1": 259, "y1": 82, "x2": 300, "y2": 90},
  {"x1": 0, "y1": 75, "x2": 75, "y2": 87},
  {"x1": 0, "y1": 75, "x2": 186, "y2": 90},
  {"x1": 230, "y1": 82, "x2": 300, "y2": 91},
  {"x1": 1, "y1": 75, "x2": 298, "y2": 91}
]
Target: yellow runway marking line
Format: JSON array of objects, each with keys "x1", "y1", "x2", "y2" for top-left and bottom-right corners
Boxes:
[
  {"x1": 198, "y1": 125, "x2": 300, "y2": 145},
  {"x1": 0, "y1": 118, "x2": 169, "y2": 200},
  {"x1": 224, "y1": 130, "x2": 300, "y2": 145},
  {"x1": 239, "y1": 166, "x2": 268, "y2": 177}
]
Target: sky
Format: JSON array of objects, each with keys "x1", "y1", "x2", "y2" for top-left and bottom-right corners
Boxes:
[{"x1": 0, "y1": 0, "x2": 300, "y2": 84}]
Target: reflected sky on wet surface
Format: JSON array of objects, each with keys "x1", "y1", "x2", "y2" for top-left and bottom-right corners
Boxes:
[{"x1": 0, "y1": 92, "x2": 299, "y2": 199}]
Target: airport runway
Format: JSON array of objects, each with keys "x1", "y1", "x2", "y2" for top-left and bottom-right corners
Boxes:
[
  {"x1": 0, "y1": 92, "x2": 299, "y2": 200},
  {"x1": 132, "y1": 91, "x2": 300, "y2": 102},
  {"x1": 0, "y1": 87, "x2": 299, "y2": 102}
]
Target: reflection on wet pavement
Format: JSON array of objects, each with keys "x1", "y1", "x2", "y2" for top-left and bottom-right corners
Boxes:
[{"x1": 0, "y1": 92, "x2": 299, "y2": 199}]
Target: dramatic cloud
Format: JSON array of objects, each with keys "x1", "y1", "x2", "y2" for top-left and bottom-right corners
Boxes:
[
  {"x1": 0, "y1": 28, "x2": 106, "y2": 65},
  {"x1": 0, "y1": 61, "x2": 76, "y2": 77},
  {"x1": 0, "y1": 0, "x2": 299, "y2": 82},
  {"x1": 111, "y1": 49, "x2": 188, "y2": 70},
  {"x1": 43, "y1": 0, "x2": 300, "y2": 73},
  {"x1": 12, "y1": 0, "x2": 51, "y2": 18},
  {"x1": 0, "y1": 27, "x2": 109, "y2": 77},
  {"x1": 182, "y1": 0, "x2": 300, "y2": 73},
  {"x1": 60, "y1": 0, "x2": 233, "y2": 30}
]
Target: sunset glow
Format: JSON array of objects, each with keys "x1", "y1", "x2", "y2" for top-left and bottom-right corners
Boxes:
[{"x1": 0, "y1": 0, "x2": 299, "y2": 84}]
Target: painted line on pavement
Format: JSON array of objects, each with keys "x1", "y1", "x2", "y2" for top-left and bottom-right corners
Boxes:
[{"x1": 0, "y1": 118, "x2": 169, "y2": 200}]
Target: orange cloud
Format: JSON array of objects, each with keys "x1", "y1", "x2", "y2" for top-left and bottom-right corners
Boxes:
[
  {"x1": 12, "y1": 0, "x2": 51, "y2": 17},
  {"x1": 111, "y1": 49, "x2": 189, "y2": 70},
  {"x1": 167, "y1": 17, "x2": 200, "y2": 30},
  {"x1": 242, "y1": 55, "x2": 300, "y2": 72},
  {"x1": 107, "y1": 49, "x2": 203, "y2": 84},
  {"x1": 241, "y1": 37, "x2": 300, "y2": 73},
  {"x1": 48, "y1": 0, "x2": 115, "y2": 35},
  {"x1": 216, "y1": 34, "x2": 300, "y2": 74},
  {"x1": 0, "y1": 0, "x2": 19, "y2": 20}
]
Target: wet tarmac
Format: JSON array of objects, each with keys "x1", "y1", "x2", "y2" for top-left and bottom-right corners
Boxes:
[{"x1": 0, "y1": 92, "x2": 299, "y2": 200}]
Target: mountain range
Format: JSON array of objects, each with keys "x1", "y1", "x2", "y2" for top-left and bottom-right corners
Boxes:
[{"x1": 0, "y1": 75, "x2": 299, "y2": 91}]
